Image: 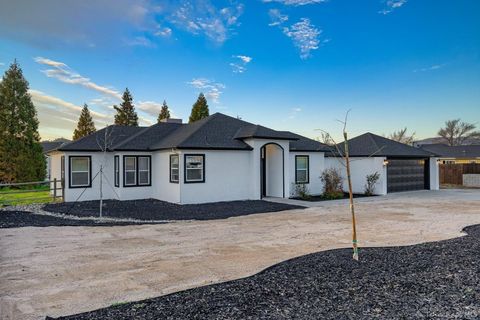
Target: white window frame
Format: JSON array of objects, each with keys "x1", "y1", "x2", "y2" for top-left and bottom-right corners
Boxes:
[
  {"x1": 184, "y1": 154, "x2": 205, "y2": 183},
  {"x1": 295, "y1": 155, "x2": 309, "y2": 184},
  {"x1": 114, "y1": 156, "x2": 119, "y2": 187},
  {"x1": 170, "y1": 154, "x2": 179, "y2": 183},
  {"x1": 138, "y1": 156, "x2": 151, "y2": 186},
  {"x1": 124, "y1": 156, "x2": 137, "y2": 186},
  {"x1": 69, "y1": 156, "x2": 91, "y2": 188}
]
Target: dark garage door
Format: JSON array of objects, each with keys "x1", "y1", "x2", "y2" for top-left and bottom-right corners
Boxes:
[{"x1": 387, "y1": 159, "x2": 428, "y2": 193}]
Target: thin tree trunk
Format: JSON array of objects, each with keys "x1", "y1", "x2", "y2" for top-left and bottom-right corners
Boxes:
[{"x1": 344, "y1": 131, "x2": 359, "y2": 261}]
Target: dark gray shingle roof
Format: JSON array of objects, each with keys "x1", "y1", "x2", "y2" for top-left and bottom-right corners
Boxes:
[
  {"x1": 283, "y1": 132, "x2": 331, "y2": 152},
  {"x1": 41, "y1": 141, "x2": 66, "y2": 153},
  {"x1": 234, "y1": 124, "x2": 298, "y2": 141},
  {"x1": 58, "y1": 126, "x2": 147, "y2": 151},
  {"x1": 328, "y1": 132, "x2": 435, "y2": 158},
  {"x1": 420, "y1": 144, "x2": 480, "y2": 158},
  {"x1": 150, "y1": 113, "x2": 253, "y2": 150},
  {"x1": 56, "y1": 113, "x2": 342, "y2": 153}
]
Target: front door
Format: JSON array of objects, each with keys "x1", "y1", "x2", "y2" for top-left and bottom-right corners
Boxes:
[{"x1": 260, "y1": 147, "x2": 266, "y2": 197}]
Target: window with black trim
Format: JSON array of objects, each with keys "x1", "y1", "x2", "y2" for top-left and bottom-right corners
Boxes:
[
  {"x1": 123, "y1": 155, "x2": 151, "y2": 187},
  {"x1": 114, "y1": 156, "x2": 119, "y2": 187},
  {"x1": 138, "y1": 156, "x2": 150, "y2": 185},
  {"x1": 295, "y1": 155, "x2": 309, "y2": 184},
  {"x1": 184, "y1": 154, "x2": 205, "y2": 183},
  {"x1": 61, "y1": 156, "x2": 65, "y2": 181},
  {"x1": 124, "y1": 156, "x2": 137, "y2": 186},
  {"x1": 69, "y1": 156, "x2": 91, "y2": 188},
  {"x1": 170, "y1": 154, "x2": 179, "y2": 183}
]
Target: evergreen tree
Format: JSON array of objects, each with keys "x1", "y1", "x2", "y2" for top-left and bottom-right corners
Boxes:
[
  {"x1": 114, "y1": 88, "x2": 138, "y2": 126},
  {"x1": 73, "y1": 104, "x2": 96, "y2": 140},
  {"x1": 0, "y1": 60, "x2": 45, "y2": 183},
  {"x1": 157, "y1": 100, "x2": 171, "y2": 123},
  {"x1": 189, "y1": 93, "x2": 209, "y2": 123}
]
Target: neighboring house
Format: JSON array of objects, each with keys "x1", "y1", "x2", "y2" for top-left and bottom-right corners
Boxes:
[
  {"x1": 41, "y1": 141, "x2": 68, "y2": 180},
  {"x1": 414, "y1": 137, "x2": 480, "y2": 147},
  {"x1": 418, "y1": 144, "x2": 480, "y2": 164},
  {"x1": 325, "y1": 133, "x2": 439, "y2": 194},
  {"x1": 48, "y1": 114, "x2": 439, "y2": 204}
]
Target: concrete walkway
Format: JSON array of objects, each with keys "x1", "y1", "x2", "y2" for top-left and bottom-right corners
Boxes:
[{"x1": 1, "y1": 189, "x2": 480, "y2": 320}]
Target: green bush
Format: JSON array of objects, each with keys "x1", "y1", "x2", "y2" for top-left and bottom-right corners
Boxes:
[
  {"x1": 293, "y1": 183, "x2": 311, "y2": 200},
  {"x1": 364, "y1": 172, "x2": 380, "y2": 196},
  {"x1": 320, "y1": 168, "x2": 344, "y2": 199}
]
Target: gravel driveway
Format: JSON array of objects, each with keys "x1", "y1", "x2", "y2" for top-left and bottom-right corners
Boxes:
[{"x1": 1, "y1": 189, "x2": 480, "y2": 320}]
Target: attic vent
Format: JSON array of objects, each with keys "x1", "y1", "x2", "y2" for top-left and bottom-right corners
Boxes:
[{"x1": 161, "y1": 118, "x2": 182, "y2": 124}]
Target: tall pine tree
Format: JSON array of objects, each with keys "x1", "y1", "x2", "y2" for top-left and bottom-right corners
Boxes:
[
  {"x1": 114, "y1": 88, "x2": 138, "y2": 126},
  {"x1": 157, "y1": 100, "x2": 171, "y2": 123},
  {"x1": 0, "y1": 60, "x2": 45, "y2": 183},
  {"x1": 73, "y1": 104, "x2": 96, "y2": 140},
  {"x1": 189, "y1": 93, "x2": 209, "y2": 123}
]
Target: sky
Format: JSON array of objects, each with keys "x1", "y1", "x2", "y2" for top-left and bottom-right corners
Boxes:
[{"x1": 0, "y1": 0, "x2": 479, "y2": 141}]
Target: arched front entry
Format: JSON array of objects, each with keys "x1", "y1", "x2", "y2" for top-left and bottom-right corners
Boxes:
[{"x1": 260, "y1": 143, "x2": 285, "y2": 198}]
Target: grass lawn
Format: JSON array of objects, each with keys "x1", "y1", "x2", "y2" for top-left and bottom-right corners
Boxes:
[{"x1": 0, "y1": 185, "x2": 58, "y2": 207}]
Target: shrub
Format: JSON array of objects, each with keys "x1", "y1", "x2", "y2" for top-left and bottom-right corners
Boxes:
[
  {"x1": 320, "y1": 168, "x2": 344, "y2": 199},
  {"x1": 292, "y1": 183, "x2": 311, "y2": 200},
  {"x1": 364, "y1": 172, "x2": 381, "y2": 196}
]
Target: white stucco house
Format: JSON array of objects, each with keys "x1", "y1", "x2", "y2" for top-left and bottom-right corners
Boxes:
[{"x1": 48, "y1": 113, "x2": 439, "y2": 204}]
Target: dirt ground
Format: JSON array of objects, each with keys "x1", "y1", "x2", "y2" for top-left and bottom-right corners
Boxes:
[{"x1": 1, "y1": 189, "x2": 479, "y2": 320}]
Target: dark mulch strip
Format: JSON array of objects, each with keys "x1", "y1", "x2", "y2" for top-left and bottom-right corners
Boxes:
[
  {"x1": 292, "y1": 193, "x2": 377, "y2": 202},
  {"x1": 44, "y1": 199, "x2": 304, "y2": 221},
  {"x1": 49, "y1": 225, "x2": 480, "y2": 320},
  {"x1": 0, "y1": 211, "x2": 158, "y2": 228}
]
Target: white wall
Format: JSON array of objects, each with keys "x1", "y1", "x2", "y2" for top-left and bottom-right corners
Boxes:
[
  {"x1": 244, "y1": 139, "x2": 291, "y2": 199},
  {"x1": 325, "y1": 156, "x2": 387, "y2": 195},
  {"x1": 429, "y1": 157, "x2": 440, "y2": 190},
  {"x1": 179, "y1": 150, "x2": 255, "y2": 204},
  {"x1": 265, "y1": 144, "x2": 283, "y2": 197},
  {"x1": 152, "y1": 151, "x2": 180, "y2": 203},
  {"x1": 62, "y1": 152, "x2": 118, "y2": 202},
  {"x1": 49, "y1": 153, "x2": 63, "y2": 197},
  {"x1": 289, "y1": 152, "x2": 325, "y2": 196}
]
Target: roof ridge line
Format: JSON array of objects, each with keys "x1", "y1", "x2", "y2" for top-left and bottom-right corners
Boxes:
[
  {"x1": 367, "y1": 133, "x2": 382, "y2": 153},
  {"x1": 60, "y1": 125, "x2": 113, "y2": 150},
  {"x1": 175, "y1": 114, "x2": 218, "y2": 147},
  {"x1": 111, "y1": 125, "x2": 154, "y2": 150}
]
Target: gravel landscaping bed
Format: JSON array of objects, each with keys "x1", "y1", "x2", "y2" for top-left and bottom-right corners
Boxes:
[
  {"x1": 44, "y1": 199, "x2": 304, "y2": 221},
  {"x1": 292, "y1": 193, "x2": 377, "y2": 202},
  {"x1": 0, "y1": 210, "x2": 161, "y2": 228},
  {"x1": 50, "y1": 224, "x2": 480, "y2": 320}
]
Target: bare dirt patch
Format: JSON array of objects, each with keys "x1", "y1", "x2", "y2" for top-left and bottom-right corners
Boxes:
[{"x1": 1, "y1": 190, "x2": 480, "y2": 320}]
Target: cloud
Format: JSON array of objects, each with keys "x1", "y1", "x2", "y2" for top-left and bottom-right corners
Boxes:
[
  {"x1": 136, "y1": 100, "x2": 176, "y2": 119},
  {"x1": 0, "y1": 0, "x2": 156, "y2": 48},
  {"x1": 379, "y1": 0, "x2": 407, "y2": 15},
  {"x1": 35, "y1": 57, "x2": 122, "y2": 99},
  {"x1": 282, "y1": 18, "x2": 322, "y2": 59},
  {"x1": 230, "y1": 55, "x2": 252, "y2": 73},
  {"x1": 0, "y1": 1, "x2": 242, "y2": 48},
  {"x1": 263, "y1": 0, "x2": 327, "y2": 5},
  {"x1": 268, "y1": 9, "x2": 288, "y2": 26},
  {"x1": 154, "y1": 26, "x2": 172, "y2": 37},
  {"x1": 169, "y1": 1, "x2": 244, "y2": 43},
  {"x1": 288, "y1": 107, "x2": 302, "y2": 119},
  {"x1": 34, "y1": 57, "x2": 162, "y2": 129},
  {"x1": 187, "y1": 78, "x2": 225, "y2": 103},
  {"x1": 125, "y1": 36, "x2": 155, "y2": 47},
  {"x1": 29, "y1": 89, "x2": 113, "y2": 139},
  {"x1": 0, "y1": 62, "x2": 5, "y2": 66},
  {"x1": 413, "y1": 64, "x2": 446, "y2": 73}
]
